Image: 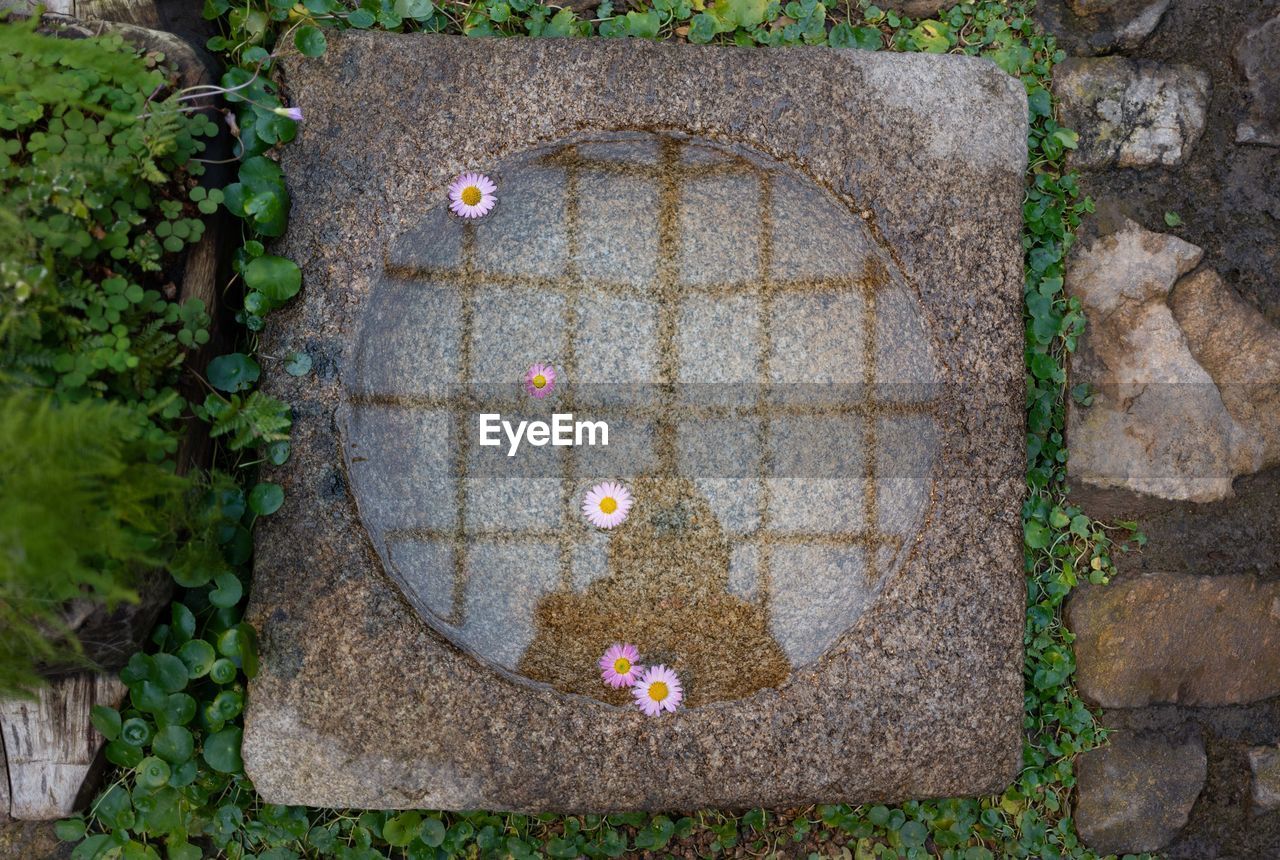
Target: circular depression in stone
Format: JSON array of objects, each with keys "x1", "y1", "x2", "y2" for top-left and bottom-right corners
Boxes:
[{"x1": 341, "y1": 131, "x2": 941, "y2": 708}]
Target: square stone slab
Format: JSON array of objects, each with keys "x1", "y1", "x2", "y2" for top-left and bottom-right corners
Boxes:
[{"x1": 243, "y1": 32, "x2": 1028, "y2": 811}]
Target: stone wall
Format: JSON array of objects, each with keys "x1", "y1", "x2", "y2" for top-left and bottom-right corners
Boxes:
[{"x1": 1044, "y1": 0, "x2": 1280, "y2": 855}]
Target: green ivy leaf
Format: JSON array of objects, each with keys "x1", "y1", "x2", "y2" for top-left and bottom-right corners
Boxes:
[
  {"x1": 90, "y1": 705, "x2": 121, "y2": 741},
  {"x1": 249, "y1": 481, "x2": 285, "y2": 516},
  {"x1": 178, "y1": 639, "x2": 217, "y2": 679},
  {"x1": 625, "y1": 9, "x2": 660, "y2": 38},
  {"x1": 243, "y1": 254, "x2": 302, "y2": 305},
  {"x1": 224, "y1": 156, "x2": 289, "y2": 236},
  {"x1": 394, "y1": 0, "x2": 435, "y2": 19},
  {"x1": 54, "y1": 818, "x2": 86, "y2": 842},
  {"x1": 284, "y1": 350, "x2": 312, "y2": 376},
  {"x1": 152, "y1": 725, "x2": 194, "y2": 764},
  {"x1": 1024, "y1": 520, "x2": 1052, "y2": 550},
  {"x1": 202, "y1": 726, "x2": 244, "y2": 774},
  {"x1": 170, "y1": 602, "x2": 196, "y2": 644},
  {"x1": 384, "y1": 812, "x2": 423, "y2": 847},
  {"x1": 420, "y1": 817, "x2": 447, "y2": 848},
  {"x1": 135, "y1": 755, "x2": 171, "y2": 789},
  {"x1": 152, "y1": 653, "x2": 189, "y2": 693},
  {"x1": 267, "y1": 440, "x2": 292, "y2": 465},
  {"x1": 688, "y1": 11, "x2": 717, "y2": 42},
  {"x1": 207, "y1": 352, "x2": 260, "y2": 393},
  {"x1": 708, "y1": 0, "x2": 767, "y2": 31},
  {"x1": 209, "y1": 572, "x2": 244, "y2": 608},
  {"x1": 295, "y1": 25, "x2": 327, "y2": 57}
]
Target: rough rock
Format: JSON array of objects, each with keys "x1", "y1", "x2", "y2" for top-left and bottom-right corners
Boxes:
[
  {"x1": 1057, "y1": 0, "x2": 1169, "y2": 55},
  {"x1": 1104, "y1": 0, "x2": 1169, "y2": 52},
  {"x1": 1074, "y1": 729, "x2": 1206, "y2": 856},
  {"x1": 241, "y1": 32, "x2": 1030, "y2": 811},
  {"x1": 1248, "y1": 746, "x2": 1280, "y2": 814},
  {"x1": 1171, "y1": 267, "x2": 1280, "y2": 467},
  {"x1": 1067, "y1": 220, "x2": 1263, "y2": 501},
  {"x1": 1067, "y1": 572, "x2": 1280, "y2": 707},
  {"x1": 1234, "y1": 15, "x2": 1280, "y2": 146},
  {"x1": 1055, "y1": 57, "x2": 1210, "y2": 168}
]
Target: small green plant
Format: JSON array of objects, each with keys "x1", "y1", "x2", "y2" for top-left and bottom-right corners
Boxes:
[
  {"x1": 0, "y1": 15, "x2": 217, "y2": 458},
  {"x1": 0, "y1": 392, "x2": 193, "y2": 696}
]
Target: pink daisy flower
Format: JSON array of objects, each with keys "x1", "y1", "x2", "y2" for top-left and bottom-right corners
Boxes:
[
  {"x1": 525, "y1": 363, "x2": 556, "y2": 399},
  {"x1": 447, "y1": 172, "x2": 497, "y2": 219},
  {"x1": 582, "y1": 481, "x2": 633, "y2": 529},
  {"x1": 633, "y1": 664, "x2": 683, "y2": 716},
  {"x1": 599, "y1": 643, "x2": 643, "y2": 689}
]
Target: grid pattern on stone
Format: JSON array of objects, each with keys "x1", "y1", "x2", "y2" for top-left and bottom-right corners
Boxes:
[{"x1": 343, "y1": 132, "x2": 941, "y2": 675}]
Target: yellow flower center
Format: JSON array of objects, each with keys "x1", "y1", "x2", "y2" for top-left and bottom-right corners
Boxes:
[
  {"x1": 613, "y1": 658, "x2": 631, "y2": 675},
  {"x1": 461, "y1": 185, "x2": 482, "y2": 206},
  {"x1": 532, "y1": 374, "x2": 547, "y2": 389},
  {"x1": 647, "y1": 681, "x2": 669, "y2": 702},
  {"x1": 599, "y1": 496, "x2": 618, "y2": 515}
]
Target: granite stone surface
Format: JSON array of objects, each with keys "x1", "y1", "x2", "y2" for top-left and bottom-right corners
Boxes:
[
  {"x1": 243, "y1": 33, "x2": 1028, "y2": 811},
  {"x1": 1074, "y1": 728, "x2": 1206, "y2": 855}
]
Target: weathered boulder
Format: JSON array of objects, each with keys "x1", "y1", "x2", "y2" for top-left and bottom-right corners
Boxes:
[
  {"x1": 1171, "y1": 267, "x2": 1280, "y2": 467},
  {"x1": 1248, "y1": 746, "x2": 1280, "y2": 814},
  {"x1": 1074, "y1": 729, "x2": 1206, "y2": 856},
  {"x1": 1068, "y1": 572, "x2": 1280, "y2": 707},
  {"x1": 1055, "y1": 57, "x2": 1210, "y2": 168},
  {"x1": 1067, "y1": 220, "x2": 1263, "y2": 502},
  {"x1": 1234, "y1": 14, "x2": 1280, "y2": 147}
]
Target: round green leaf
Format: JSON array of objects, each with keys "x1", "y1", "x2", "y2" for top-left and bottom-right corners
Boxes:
[
  {"x1": 420, "y1": 817, "x2": 447, "y2": 848},
  {"x1": 295, "y1": 25, "x2": 327, "y2": 57},
  {"x1": 243, "y1": 254, "x2": 301, "y2": 304},
  {"x1": 135, "y1": 756, "x2": 170, "y2": 789},
  {"x1": 202, "y1": 726, "x2": 244, "y2": 774},
  {"x1": 54, "y1": 817, "x2": 86, "y2": 841},
  {"x1": 130, "y1": 680, "x2": 167, "y2": 714},
  {"x1": 209, "y1": 658, "x2": 237, "y2": 685},
  {"x1": 178, "y1": 639, "x2": 217, "y2": 678},
  {"x1": 152, "y1": 653, "x2": 189, "y2": 693},
  {"x1": 209, "y1": 571, "x2": 244, "y2": 608},
  {"x1": 383, "y1": 812, "x2": 423, "y2": 847},
  {"x1": 394, "y1": 0, "x2": 434, "y2": 19},
  {"x1": 248, "y1": 481, "x2": 284, "y2": 516},
  {"x1": 170, "y1": 602, "x2": 196, "y2": 644},
  {"x1": 152, "y1": 725, "x2": 194, "y2": 764},
  {"x1": 206, "y1": 352, "x2": 260, "y2": 393},
  {"x1": 90, "y1": 705, "x2": 121, "y2": 741},
  {"x1": 283, "y1": 350, "x2": 312, "y2": 376},
  {"x1": 168, "y1": 758, "x2": 199, "y2": 788},
  {"x1": 159, "y1": 693, "x2": 197, "y2": 728},
  {"x1": 120, "y1": 717, "x2": 153, "y2": 747},
  {"x1": 211, "y1": 689, "x2": 245, "y2": 722},
  {"x1": 105, "y1": 739, "x2": 144, "y2": 769},
  {"x1": 267, "y1": 440, "x2": 291, "y2": 465}
]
